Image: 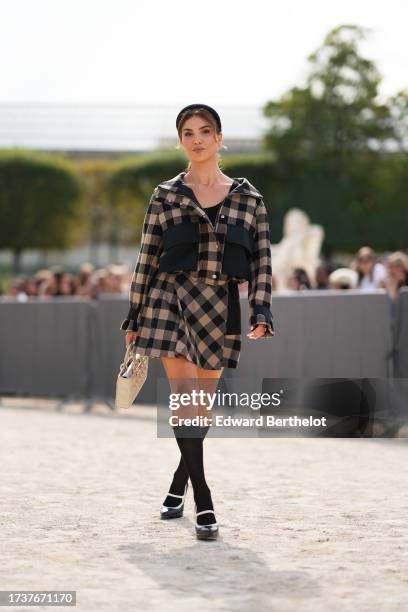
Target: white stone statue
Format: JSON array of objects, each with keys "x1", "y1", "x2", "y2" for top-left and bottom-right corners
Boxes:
[{"x1": 270, "y1": 208, "x2": 324, "y2": 291}]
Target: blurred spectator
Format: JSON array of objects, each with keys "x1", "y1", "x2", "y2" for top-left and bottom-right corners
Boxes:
[
  {"x1": 287, "y1": 268, "x2": 311, "y2": 290},
  {"x1": 89, "y1": 269, "x2": 111, "y2": 299},
  {"x1": 51, "y1": 266, "x2": 68, "y2": 296},
  {"x1": 24, "y1": 278, "x2": 38, "y2": 296},
  {"x1": 60, "y1": 273, "x2": 80, "y2": 295},
  {"x1": 8, "y1": 276, "x2": 30, "y2": 301},
  {"x1": 35, "y1": 270, "x2": 55, "y2": 296},
  {"x1": 328, "y1": 268, "x2": 358, "y2": 290},
  {"x1": 381, "y1": 251, "x2": 408, "y2": 302},
  {"x1": 314, "y1": 263, "x2": 331, "y2": 289},
  {"x1": 8, "y1": 275, "x2": 39, "y2": 298},
  {"x1": 76, "y1": 262, "x2": 95, "y2": 295},
  {"x1": 107, "y1": 264, "x2": 129, "y2": 293},
  {"x1": 352, "y1": 246, "x2": 387, "y2": 291}
]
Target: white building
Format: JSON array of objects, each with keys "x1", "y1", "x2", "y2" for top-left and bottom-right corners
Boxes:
[{"x1": 0, "y1": 102, "x2": 270, "y2": 155}]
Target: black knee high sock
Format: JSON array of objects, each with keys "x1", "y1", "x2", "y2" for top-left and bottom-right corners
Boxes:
[
  {"x1": 172, "y1": 426, "x2": 216, "y2": 525},
  {"x1": 163, "y1": 427, "x2": 210, "y2": 508},
  {"x1": 163, "y1": 426, "x2": 210, "y2": 509}
]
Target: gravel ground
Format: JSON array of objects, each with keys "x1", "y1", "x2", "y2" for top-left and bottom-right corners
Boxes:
[{"x1": 1, "y1": 398, "x2": 408, "y2": 612}]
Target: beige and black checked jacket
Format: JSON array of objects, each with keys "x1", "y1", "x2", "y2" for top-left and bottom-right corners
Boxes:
[{"x1": 120, "y1": 171, "x2": 275, "y2": 339}]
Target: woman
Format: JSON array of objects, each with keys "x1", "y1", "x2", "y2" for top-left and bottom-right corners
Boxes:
[
  {"x1": 352, "y1": 246, "x2": 387, "y2": 291},
  {"x1": 121, "y1": 103, "x2": 275, "y2": 540},
  {"x1": 382, "y1": 251, "x2": 408, "y2": 302}
]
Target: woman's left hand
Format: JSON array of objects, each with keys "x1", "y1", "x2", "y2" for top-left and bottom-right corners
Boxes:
[{"x1": 247, "y1": 324, "x2": 268, "y2": 339}]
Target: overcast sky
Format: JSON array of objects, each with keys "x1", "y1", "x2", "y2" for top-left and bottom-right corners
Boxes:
[{"x1": 1, "y1": 0, "x2": 407, "y2": 107}]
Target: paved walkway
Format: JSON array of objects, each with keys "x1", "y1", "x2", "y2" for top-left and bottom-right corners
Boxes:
[{"x1": 1, "y1": 398, "x2": 408, "y2": 612}]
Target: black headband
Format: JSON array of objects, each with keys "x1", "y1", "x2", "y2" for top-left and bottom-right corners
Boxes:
[{"x1": 176, "y1": 104, "x2": 222, "y2": 132}]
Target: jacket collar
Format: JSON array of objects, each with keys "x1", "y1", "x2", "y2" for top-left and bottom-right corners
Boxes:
[{"x1": 157, "y1": 171, "x2": 263, "y2": 200}]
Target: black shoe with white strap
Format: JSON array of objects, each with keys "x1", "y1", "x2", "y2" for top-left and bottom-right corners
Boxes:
[
  {"x1": 160, "y1": 482, "x2": 189, "y2": 519},
  {"x1": 194, "y1": 503, "x2": 219, "y2": 539}
]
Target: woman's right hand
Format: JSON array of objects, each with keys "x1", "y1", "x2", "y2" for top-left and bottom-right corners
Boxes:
[{"x1": 125, "y1": 331, "x2": 137, "y2": 347}]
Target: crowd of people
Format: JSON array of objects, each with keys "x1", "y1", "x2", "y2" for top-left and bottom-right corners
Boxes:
[
  {"x1": 0, "y1": 263, "x2": 128, "y2": 301},
  {"x1": 285, "y1": 247, "x2": 408, "y2": 302},
  {"x1": 1, "y1": 246, "x2": 408, "y2": 303}
]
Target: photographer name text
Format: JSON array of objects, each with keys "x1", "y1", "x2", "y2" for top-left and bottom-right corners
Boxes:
[{"x1": 168, "y1": 415, "x2": 327, "y2": 427}]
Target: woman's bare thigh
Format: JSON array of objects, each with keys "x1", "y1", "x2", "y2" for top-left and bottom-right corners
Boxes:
[
  {"x1": 161, "y1": 357, "x2": 223, "y2": 422},
  {"x1": 161, "y1": 356, "x2": 198, "y2": 422},
  {"x1": 161, "y1": 355, "x2": 198, "y2": 380},
  {"x1": 196, "y1": 364, "x2": 224, "y2": 419}
]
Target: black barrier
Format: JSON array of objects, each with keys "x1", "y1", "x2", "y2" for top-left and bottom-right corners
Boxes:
[
  {"x1": 0, "y1": 298, "x2": 91, "y2": 399},
  {"x1": 0, "y1": 291, "x2": 405, "y2": 422},
  {"x1": 392, "y1": 287, "x2": 408, "y2": 378}
]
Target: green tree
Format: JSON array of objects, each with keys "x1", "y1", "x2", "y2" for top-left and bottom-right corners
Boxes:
[
  {"x1": 387, "y1": 89, "x2": 408, "y2": 153},
  {"x1": 263, "y1": 24, "x2": 394, "y2": 164},
  {"x1": 0, "y1": 149, "x2": 82, "y2": 274},
  {"x1": 75, "y1": 159, "x2": 116, "y2": 266},
  {"x1": 107, "y1": 151, "x2": 186, "y2": 249},
  {"x1": 261, "y1": 24, "x2": 402, "y2": 253}
]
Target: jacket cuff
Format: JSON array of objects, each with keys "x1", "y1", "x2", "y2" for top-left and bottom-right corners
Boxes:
[
  {"x1": 249, "y1": 306, "x2": 275, "y2": 337},
  {"x1": 120, "y1": 306, "x2": 140, "y2": 332}
]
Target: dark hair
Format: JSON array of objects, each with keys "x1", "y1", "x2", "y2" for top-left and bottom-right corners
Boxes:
[
  {"x1": 176, "y1": 104, "x2": 221, "y2": 132},
  {"x1": 293, "y1": 268, "x2": 311, "y2": 289}
]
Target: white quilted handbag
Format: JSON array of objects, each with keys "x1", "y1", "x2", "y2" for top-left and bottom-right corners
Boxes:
[{"x1": 115, "y1": 341, "x2": 149, "y2": 409}]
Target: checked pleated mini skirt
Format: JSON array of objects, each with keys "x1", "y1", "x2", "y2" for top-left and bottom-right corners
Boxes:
[{"x1": 131, "y1": 269, "x2": 242, "y2": 370}]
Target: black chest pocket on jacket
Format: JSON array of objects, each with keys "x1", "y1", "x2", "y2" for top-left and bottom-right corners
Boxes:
[
  {"x1": 222, "y1": 225, "x2": 255, "y2": 279},
  {"x1": 158, "y1": 223, "x2": 199, "y2": 273}
]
